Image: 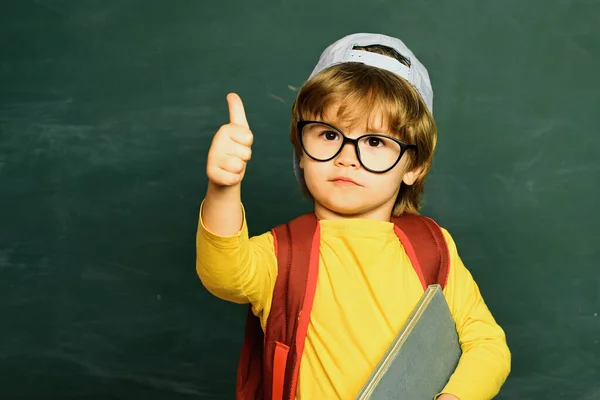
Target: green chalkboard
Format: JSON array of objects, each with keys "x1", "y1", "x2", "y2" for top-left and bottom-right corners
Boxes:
[{"x1": 1, "y1": 0, "x2": 599, "y2": 398}]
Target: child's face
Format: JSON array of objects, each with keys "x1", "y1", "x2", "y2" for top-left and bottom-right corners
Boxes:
[{"x1": 298, "y1": 106, "x2": 421, "y2": 221}]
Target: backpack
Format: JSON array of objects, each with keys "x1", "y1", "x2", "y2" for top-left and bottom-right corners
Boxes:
[{"x1": 235, "y1": 212, "x2": 450, "y2": 400}]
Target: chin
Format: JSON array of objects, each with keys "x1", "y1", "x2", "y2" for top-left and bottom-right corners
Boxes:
[
  {"x1": 312, "y1": 189, "x2": 397, "y2": 219},
  {"x1": 319, "y1": 198, "x2": 371, "y2": 217}
]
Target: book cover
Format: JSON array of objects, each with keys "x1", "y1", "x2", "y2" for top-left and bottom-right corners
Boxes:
[{"x1": 356, "y1": 284, "x2": 462, "y2": 400}]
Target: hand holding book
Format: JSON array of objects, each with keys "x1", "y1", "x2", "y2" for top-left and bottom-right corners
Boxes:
[{"x1": 437, "y1": 394, "x2": 460, "y2": 400}]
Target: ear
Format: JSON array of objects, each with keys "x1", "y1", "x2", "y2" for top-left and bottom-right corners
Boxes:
[
  {"x1": 402, "y1": 166, "x2": 423, "y2": 186},
  {"x1": 299, "y1": 153, "x2": 304, "y2": 169}
]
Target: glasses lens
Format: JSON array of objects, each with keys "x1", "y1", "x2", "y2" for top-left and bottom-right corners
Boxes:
[
  {"x1": 357, "y1": 135, "x2": 402, "y2": 172},
  {"x1": 301, "y1": 122, "x2": 403, "y2": 172},
  {"x1": 301, "y1": 122, "x2": 344, "y2": 160}
]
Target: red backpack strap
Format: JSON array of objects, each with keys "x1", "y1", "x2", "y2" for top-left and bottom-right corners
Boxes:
[
  {"x1": 265, "y1": 213, "x2": 319, "y2": 400},
  {"x1": 236, "y1": 305, "x2": 266, "y2": 400},
  {"x1": 392, "y1": 214, "x2": 450, "y2": 290},
  {"x1": 236, "y1": 213, "x2": 319, "y2": 400}
]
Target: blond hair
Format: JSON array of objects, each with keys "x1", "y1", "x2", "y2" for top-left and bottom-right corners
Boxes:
[{"x1": 290, "y1": 46, "x2": 437, "y2": 216}]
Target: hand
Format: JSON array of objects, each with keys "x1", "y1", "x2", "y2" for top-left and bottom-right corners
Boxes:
[
  {"x1": 206, "y1": 93, "x2": 254, "y2": 187},
  {"x1": 437, "y1": 394, "x2": 460, "y2": 400}
]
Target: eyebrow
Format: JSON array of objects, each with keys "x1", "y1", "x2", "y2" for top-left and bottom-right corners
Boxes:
[
  {"x1": 364, "y1": 126, "x2": 392, "y2": 135},
  {"x1": 349, "y1": 123, "x2": 395, "y2": 136},
  {"x1": 316, "y1": 118, "x2": 391, "y2": 135}
]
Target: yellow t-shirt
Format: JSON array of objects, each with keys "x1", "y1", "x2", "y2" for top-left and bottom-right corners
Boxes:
[{"x1": 196, "y1": 204, "x2": 511, "y2": 400}]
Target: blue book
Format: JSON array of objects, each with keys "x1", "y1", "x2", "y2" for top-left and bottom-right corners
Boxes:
[{"x1": 356, "y1": 284, "x2": 462, "y2": 400}]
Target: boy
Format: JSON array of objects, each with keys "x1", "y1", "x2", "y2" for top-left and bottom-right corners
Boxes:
[{"x1": 197, "y1": 33, "x2": 511, "y2": 399}]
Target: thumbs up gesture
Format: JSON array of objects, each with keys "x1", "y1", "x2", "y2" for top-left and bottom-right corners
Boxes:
[{"x1": 206, "y1": 93, "x2": 254, "y2": 187}]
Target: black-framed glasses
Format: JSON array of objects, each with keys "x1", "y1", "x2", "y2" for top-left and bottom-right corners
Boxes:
[{"x1": 297, "y1": 120, "x2": 417, "y2": 173}]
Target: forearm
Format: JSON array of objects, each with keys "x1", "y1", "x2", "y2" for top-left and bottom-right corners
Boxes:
[
  {"x1": 439, "y1": 339, "x2": 510, "y2": 400},
  {"x1": 197, "y1": 92, "x2": 276, "y2": 310}
]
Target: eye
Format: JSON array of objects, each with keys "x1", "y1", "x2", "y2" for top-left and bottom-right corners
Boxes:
[
  {"x1": 321, "y1": 130, "x2": 340, "y2": 141},
  {"x1": 366, "y1": 136, "x2": 384, "y2": 147}
]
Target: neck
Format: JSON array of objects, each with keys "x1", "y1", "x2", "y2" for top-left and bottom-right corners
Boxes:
[{"x1": 313, "y1": 202, "x2": 394, "y2": 221}]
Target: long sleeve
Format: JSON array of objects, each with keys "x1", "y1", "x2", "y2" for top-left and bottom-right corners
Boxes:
[
  {"x1": 195, "y1": 201, "x2": 278, "y2": 329},
  {"x1": 437, "y1": 229, "x2": 511, "y2": 400}
]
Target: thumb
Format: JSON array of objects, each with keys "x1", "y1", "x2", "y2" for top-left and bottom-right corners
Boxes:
[{"x1": 227, "y1": 93, "x2": 250, "y2": 129}]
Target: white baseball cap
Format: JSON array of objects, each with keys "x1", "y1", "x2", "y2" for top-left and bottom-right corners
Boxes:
[
  {"x1": 308, "y1": 33, "x2": 433, "y2": 112},
  {"x1": 293, "y1": 33, "x2": 434, "y2": 185}
]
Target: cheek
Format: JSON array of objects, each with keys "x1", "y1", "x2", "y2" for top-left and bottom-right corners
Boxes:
[
  {"x1": 368, "y1": 163, "x2": 407, "y2": 199},
  {"x1": 302, "y1": 160, "x2": 341, "y2": 202},
  {"x1": 371, "y1": 170, "x2": 404, "y2": 192},
  {"x1": 302, "y1": 160, "x2": 329, "y2": 187}
]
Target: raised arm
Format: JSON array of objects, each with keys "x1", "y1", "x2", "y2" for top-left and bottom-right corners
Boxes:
[{"x1": 196, "y1": 93, "x2": 277, "y2": 328}]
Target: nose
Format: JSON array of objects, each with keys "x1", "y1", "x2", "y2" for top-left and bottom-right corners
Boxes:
[{"x1": 334, "y1": 142, "x2": 360, "y2": 168}]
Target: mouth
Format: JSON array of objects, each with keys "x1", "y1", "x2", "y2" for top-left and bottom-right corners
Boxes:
[{"x1": 330, "y1": 176, "x2": 361, "y2": 186}]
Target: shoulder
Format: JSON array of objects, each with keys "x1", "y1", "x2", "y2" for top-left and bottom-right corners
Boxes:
[
  {"x1": 408, "y1": 215, "x2": 462, "y2": 268},
  {"x1": 436, "y1": 226, "x2": 476, "y2": 283},
  {"x1": 249, "y1": 229, "x2": 274, "y2": 244},
  {"x1": 425, "y1": 222, "x2": 461, "y2": 265},
  {"x1": 438, "y1": 226, "x2": 458, "y2": 251},
  {"x1": 409, "y1": 214, "x2": 458, "y2": 252},
  {"x1": 394, "y1": 214, "x2": 457, "y2": 248}
]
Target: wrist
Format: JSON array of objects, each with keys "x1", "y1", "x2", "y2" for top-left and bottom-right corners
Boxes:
[
  {"x1": 202, "y1": 181, "x2": 243, "y2": 236},
  {"x1": 207, "y1": 180, "x2": 241, "y2": 200}
]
